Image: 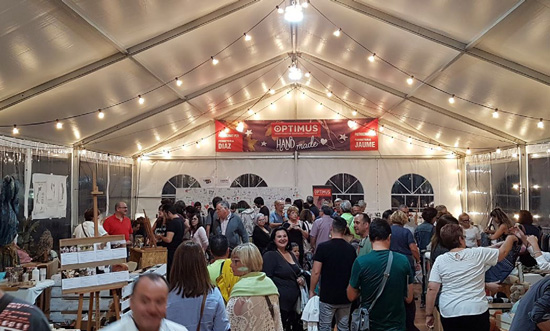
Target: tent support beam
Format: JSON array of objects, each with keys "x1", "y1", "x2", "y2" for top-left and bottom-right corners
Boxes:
[
  {"x1": 0, "y1": 0, "x2": 260, "y2": 110},
  {"x1": 77, "y1": 54, "x2": 289, "y2": 147},
  {"x1": 299, "y1": 53, "x2": 525, "y2": 145},
  {"x1": 329, "y1": 0, "x2": 550, "y2": 87}
]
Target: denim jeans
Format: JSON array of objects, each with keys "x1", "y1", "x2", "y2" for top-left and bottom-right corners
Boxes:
[
  {"x1": 319, "y1": 301, "x2": 351, "y2": 331},
  {"x1": 485, "y1": 242, "x2": 521, "y2": 283}
]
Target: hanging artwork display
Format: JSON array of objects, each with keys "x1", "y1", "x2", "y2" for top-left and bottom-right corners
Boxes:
[
  {"x1": 31, "y1": 173, "x2": 67, "y2": 219},
  {"x1": 215, "y1": 119, "x2": 379, "y2": 152}
]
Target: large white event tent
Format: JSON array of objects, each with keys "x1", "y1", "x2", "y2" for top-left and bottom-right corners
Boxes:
[{"x1": 1, "y1": 0, "x2": 549, "y2": 242}]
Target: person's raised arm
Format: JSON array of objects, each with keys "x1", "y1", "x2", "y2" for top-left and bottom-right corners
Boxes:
[
  {"x1": 489, "y1": 224, "x2": 508, "y2": 240},
  {"x1": 497, "y1": 235, "x2": 518, "y2": 261}
]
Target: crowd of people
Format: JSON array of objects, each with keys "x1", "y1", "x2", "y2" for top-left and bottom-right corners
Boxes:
[{"x1": 7, "y1": 195, "x2": 550, "y2": 331}]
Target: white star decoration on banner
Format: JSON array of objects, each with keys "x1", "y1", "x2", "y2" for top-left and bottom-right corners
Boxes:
[
  {"x1": 245, "y1": 130, "x2": 253, "y2": 137},
  {"x1": 261, "y1": 141, "x2": 267, "y2": 146},
  {"x1": 339, "y1": 133, "x2": 348, "y2": 141}
]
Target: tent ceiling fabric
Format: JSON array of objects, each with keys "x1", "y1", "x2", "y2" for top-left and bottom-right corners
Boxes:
[{"x1": 0, "y1": 0, "x2": 549, "y2": 156}]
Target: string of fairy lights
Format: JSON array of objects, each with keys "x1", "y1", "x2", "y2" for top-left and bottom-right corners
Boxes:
[{"x1": 2, "y1": 0, "x2": 548, "y2": 158}]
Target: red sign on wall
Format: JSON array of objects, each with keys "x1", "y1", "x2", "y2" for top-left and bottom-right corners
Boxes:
[
  {"x1": 271, "y1": 122, "x2": 322, "y2": 138},
  {"x1": 350, "y1": 120, "x2": 378, "y2": 151},
  {"x1": 215, "y1": 121, "x2": 243, "y2": 152}
]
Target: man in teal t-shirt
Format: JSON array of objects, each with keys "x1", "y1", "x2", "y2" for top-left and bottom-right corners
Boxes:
[
  {"x1": 354, "y1": 213, "x2": 372, "y2": 257},
  {"x1": 347, "y1": 219, "x2": 414, "y2": 331}
]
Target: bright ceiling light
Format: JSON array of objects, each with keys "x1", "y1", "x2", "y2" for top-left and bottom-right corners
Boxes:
[
  {"x1": 466, "y1": 147, "x2": 471, "y2": 155},
  {"x1": 301, "y1": 0, "x2": 309, "y2": 8},
  {"x1": 284, "y1": 1, "x2": 304, "y2": 23},
  {"x1": 538, "y1": 118, "x2": 544, "y2": 129},
  {"x1": 496, "y1": 147, "x2": 501, "y2": 154},
  {"x1": 211, "y1": 56, "x2": 219, "y2": 65},
  {"x1": 368, "y1": 53, "x2": 376, "y2": 62},
  {"x1": 175, "y1": 78, "x2": 182, "y2": 87},
  {"x1": 236, "y1": 122, "x2": 244, "y2": 132},
  {"x1": 12, "y1": 125, "x2": 19, "y2": 135},
  {"x1": 347, "y1": 120, "x2": 357, "y2": 129},
  {"x1": 367, "y1": 129, "x2": 376, "y2": 136},
  {"x1": 247, "y1": 108, "x2": 254, "y2": 115},
  {"x1": 269, "y1": 89, "x2": 275, "y2": 95},
  {"x1": 137, "y1": 143, "x2": 142, "y2": 151},
  {"x1": 512, "y1": 184, "x2": 519, "y2": 190},
  {"x1": 244, "y1": 33, "x2": 252, "y2": 41},
  {"x1": 379, "y1": 125, "x2": 384, "y2": 132},
  {"x1": 98, "y1": 110, "x2": 104, "y2": 119},
  {"x1": 437, "y1": 145, "x2": 442, "y2": 151},
  {"x1": 317, "y1": 103, "x2": 323, "y2": 110},
  {"x1": 138, "y1": 95, "x2": 145, "y2": 104},
  {"x1": 270, "y1": 103, "x2": 276, "y2": 110},
  {"x1": 56, "y1": 120, "x2": 63, "y2": 129},
  {"x1": 288, "y1": 64, "x2": 303, "y2": 81},
  {"x1": 406, "y1": 76, "x2": 414, "y2": 85},
  {"x1": 276, "y1": 6, "x2": 284, "y2": 14},
  {"x1": 326, "y1": 91, "x2": 332, "y2": 98},
  {"x1": 352, "y1": 110, "x2": 357, "y2": 116},
  {"x1": 301, "y1": 92, "x2": 306, "y2": 99},
  {"x1": 448, "y1": 94, "x2": 455, "y2": 104},
  {"x1": 333, "y1": 28, "x2": 341, "y2": 37},
  {"x1": 305, "y1": 72, "x2": 311, "y2": 78}
]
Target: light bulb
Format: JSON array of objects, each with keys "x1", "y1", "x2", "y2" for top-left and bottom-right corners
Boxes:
[
  {"x1": 181, "y1": 145, "x2": 187, "y2": 150},
  {"x1": 138, "y1": 95, "x2": 145, "y2": 104},
  {"x1": 333, "y1": 28, "x2": 341, "y2": 37},
  {"x1": 301, "y1": 92, "x2": 306, "y2": 99},
  {"x1": 317, "y1": 103, "x2": 323, "y2": 110},
  {"x1": 302, "y1": 1, "x2": 309, "y2": 8},
  {"x1": 137, "y1": 143, "x2": 142, "y2": 151},
  {"x1": 196, "y1": 141, "x2": 201, "y2": 149},
  {"x1": 352, "y1": 110, "x2": 357, "y2": 116},
  {"x1": 533, "y1": 184, "x2": 540, "y2": 189},
  {"x1": 496, "y1": 147, "x2": 501, "y2": 154},
  {"x1": 406, "y1": 76, "x2": 414, "y2": 85},
  {"x1": 236, "y1": 122, "x2": 244, "y2": 132},
  {"x1": 269, "y1": 89, "x2": 275, "y2": 95},
  {"x1": 244, "y1": 33, "x2": 251, "y2": 41},
  {"x1": 407, "y1": 136, "x2": 412, "y2": 144},
  {"x1": 288, "y1": 65, "x2": 303, "y2": 80},
  {"x1": 211, "y1": 56, "x2": 219, "y2": 65},
  {"x1": 326, "y1": 91, "x2": 332, "y2": 98},
  {"x1": 284, "y1": 2, "x2": 304, "y2": 22},
  {"x1": 56, "y1": 120, "x2": 63, "y2": 129},
  {"x1": 224, "y1": 127, "x2": 230, "y2": 134},
  {"x1": 98, "y1": 110, "x2": 105, "y2": 119},
  {"x1": 270, "y1": 103, "x2": 276, "y2": 110},
  {"x1": 12, "y1": 125, "x2": 19, "y2": 135},
  {"x1": 305, "y1": 72, "x2": 311, "y2": 78},
  {"x1": 448, "y1": 94, "x2": 455, "y2": 104},
  {"x1": 466, "y1": 147, "x2": 471, "y2": 155},
  {"x1": 254, "y1": 113, "x2": 260, "y2": 120},
  {"x1": 176, "y1": 78, "x2": 182, "y2": 86},
  {"x1": 437, "y1": 145, "x2": 442, "y2": 151},
  {"x1": 379, "y1": 125, "x2": 384, "y2": 132},
  {"x1": 538, "y1": 118, "x2": 544, "y2": 129},
  {"x1": 512, "y1": 153, "x2": 518, "y2": 158},
  {"x1": 277, "y1": 6, "x2": 284, "y2": 14},
  {"x1": 247, "y1": 109, "x2": 253, "y2": 115},
  {"x1": 286, "y1": 91, "x2": 292, "y2": 99},
  {"x1": 512, "y1": 184, "x2": 519, "y2": 190},
  {"x1": 390, "y1": 136, "x2": 394, "y2": 142},
  {"x1": 368, "y1": 53, "x2": 376, "y2": 62},
  {"x1": 492, "y1": 109, "x2": 499, "y2": 118}
]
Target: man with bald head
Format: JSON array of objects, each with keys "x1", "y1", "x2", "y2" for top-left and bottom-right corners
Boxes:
[
  {"x1": 103, "y1": 201, "x2": 133, "y2": 245},
  {"x1": 103, "y1": 274, "x2": 187, "y2": 330}
]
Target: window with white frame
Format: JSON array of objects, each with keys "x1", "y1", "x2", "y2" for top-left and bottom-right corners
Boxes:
[
  {"x1": 325, "y1": 173, "x2": 364, "y2": 205},
  {"x1": 230, "y1": 173, "x2": 268, "y2": 188},
  {"x1": 161, "y1": 174, "x2": 201, "y2": 202},
  {"x1": 391, "y1": 173, "x2": 434, "y2": 211}
]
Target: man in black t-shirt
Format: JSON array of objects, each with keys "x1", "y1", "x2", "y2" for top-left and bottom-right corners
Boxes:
[
  {"x1": 309, "y1": 216, "x2": 357, "y2": 330},
  {"x1": 157, "y1": 204, "x2": 184, "y2": 279},
  {"x1": 0, "y1": 290, "x2": 50, "y2": 330}
]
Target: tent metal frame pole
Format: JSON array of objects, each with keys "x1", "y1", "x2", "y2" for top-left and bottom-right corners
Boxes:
[
  {"x1": 71, "y1": 147, "x2": 80, "y2": 230},
  {"x1": 519, "y1": 144, "x2": 529, "y2": 210}
]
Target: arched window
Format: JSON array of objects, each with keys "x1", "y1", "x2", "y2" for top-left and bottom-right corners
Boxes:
[
  {"x1": 161, "y1": 174, "x2": 201, "y2": 202},
  {"x1": 231, "y1": 174, "x2": 268, "y2": 188},
  {"x1": 325, "y1": 173, "x2": 364, "y2": 205},
  {"x1": 391, "y1": 173, "x2": 434, "y2": 210}
]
